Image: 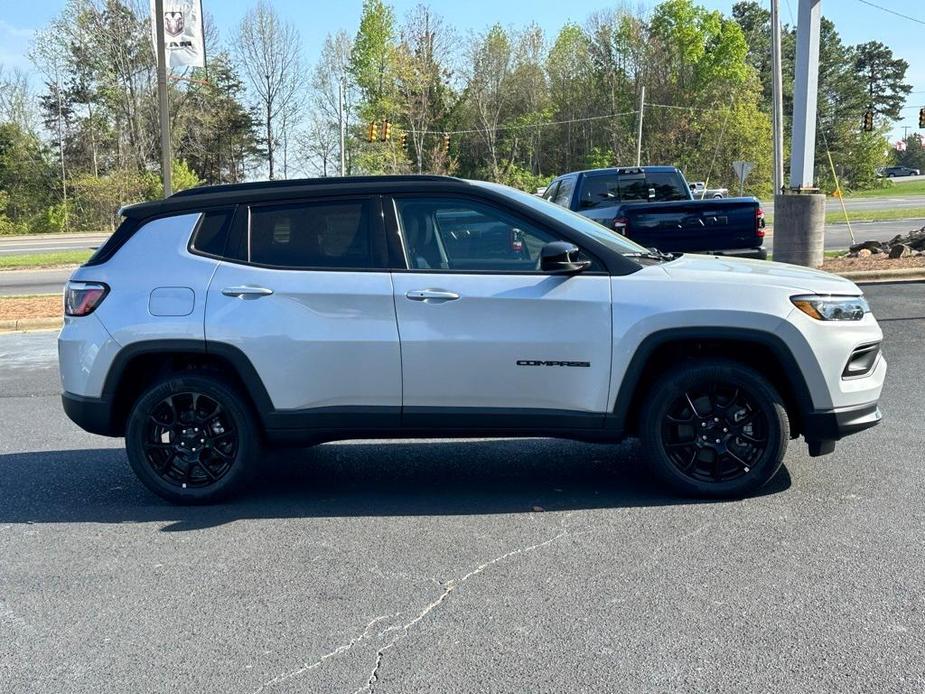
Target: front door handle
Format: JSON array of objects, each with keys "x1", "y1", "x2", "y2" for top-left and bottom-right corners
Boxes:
[
  {"x1": 222, "y1": 286, "x2": 274, "y2": 298},
  {"x1": 406, "y1": 289, "x2": 460, "y2": 303}
]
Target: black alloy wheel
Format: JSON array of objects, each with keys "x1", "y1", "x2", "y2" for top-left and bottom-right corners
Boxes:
[
  {"x1": 142, "y1": 392, "x2": 238, "y2": 489},
  {"x1": 660, "y1": 383, "x2": 768, "y2": 483},
  {"x1": 640, "y1": 359, "x2": 789, "y2": 498},
  {"x1": 126, "y1": 373, "x2": 257, "y2": 504}
]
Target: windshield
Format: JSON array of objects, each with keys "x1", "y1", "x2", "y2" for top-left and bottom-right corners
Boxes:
[{"x1": 470, "y1": 180, "x2": 650, "y2": 256}]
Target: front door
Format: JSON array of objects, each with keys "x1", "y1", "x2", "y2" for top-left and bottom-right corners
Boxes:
[{"x1": 388, "y1": 195, "x2": 613, "y2": 428}]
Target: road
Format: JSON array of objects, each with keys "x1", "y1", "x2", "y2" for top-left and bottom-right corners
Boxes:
[
  {"x1": 0, "y1": 233, "x2": 109, "y2": 256},
  {"x1": 1, "y1": 283, "x2": 923, "y2": 693},
  {"x1": 0, "y1": 268, "x2": 72, "y2": 296},
  {"x1": 761, "y1": 193, "x2": 925, "y2": 214},
  {"x1": 764, "y1": 217, "x2": 925, "y2": 253}
]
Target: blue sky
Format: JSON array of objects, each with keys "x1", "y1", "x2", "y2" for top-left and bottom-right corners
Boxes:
[{"x1": 2, "y1": 0, "x2": 923, "y2": 141}]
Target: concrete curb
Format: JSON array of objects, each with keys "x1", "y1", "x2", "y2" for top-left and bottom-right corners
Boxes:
[
  {"x1": 834, "y1": 268, "x2": 925, "y2": 282},
  {"x1": 0, "y1": 317, "x2": 62, "y2": 333}
]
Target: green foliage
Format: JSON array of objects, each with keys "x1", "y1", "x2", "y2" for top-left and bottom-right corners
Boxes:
[
  {"x1": 350, "y1": 0, "x2": 399, "y2": 121},
  {"x1": 498, "y1": 164, "x2": 549, "y2": 194},
  {"x1": 895, "y1": 134, "x2": 925, "y2": 172}
]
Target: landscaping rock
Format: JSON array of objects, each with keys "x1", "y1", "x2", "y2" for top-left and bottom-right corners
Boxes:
[
  {"x1": 857, "y1": 248, "x2": 872, "y2": 258},
  {"x1": 889, "y1": 244, "x2": 911, "y2": 259}
]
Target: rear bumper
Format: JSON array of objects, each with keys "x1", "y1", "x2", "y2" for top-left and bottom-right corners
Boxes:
[
  {"x1": 62, "y1": 392, "x2": 121, "y2": 437},
  {"x1": 803, "y1": 401, "x2": 882, "y2": 456}
]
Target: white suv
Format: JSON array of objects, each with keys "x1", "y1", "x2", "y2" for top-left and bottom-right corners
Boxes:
[{"x1": 58, "y1": 176, "x2": 885, "y2": 503}]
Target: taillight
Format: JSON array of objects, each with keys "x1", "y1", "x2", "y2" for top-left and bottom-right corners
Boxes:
[
  {"x1": 64, "y1": 281, "x2": 109, "y2": 317},
  {"x1": 612, "y1": 216, "x2": 630, "y2": 234},
  {"x1": 756, "y1": 207, "x2": 766, "y2": 238}
]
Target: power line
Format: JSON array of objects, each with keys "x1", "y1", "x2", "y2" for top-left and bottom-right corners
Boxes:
[
  {"x1": 418, "y1": 103, "x2": 713, "y2": 136},
  {"x1": 856, "y1": 0, "x2": 925, "y2": 25}
]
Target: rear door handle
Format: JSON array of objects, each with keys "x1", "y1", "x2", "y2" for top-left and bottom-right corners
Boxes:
[
  {"x1": 222, "y1": 286, "x2": 274, "y2": 297},
  {"x1": 406, "y1": 289, "x2": 460, "y2": 302}
]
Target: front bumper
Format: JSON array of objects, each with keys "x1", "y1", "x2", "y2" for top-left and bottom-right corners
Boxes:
[
  {"x1": 62, "y1": 392, "x2": 121, "y2": 437},
  {"x1": 802, "y1": 401, "x2": 882, "y2": 456}
]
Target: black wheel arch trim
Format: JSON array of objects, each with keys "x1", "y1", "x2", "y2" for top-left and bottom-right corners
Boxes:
[
  {"x1": 606, "y1": 326, "x2": 817, "y2": 436},
  {"x1": 94, "y1": 338, "x2": 277, "y2": 435}
]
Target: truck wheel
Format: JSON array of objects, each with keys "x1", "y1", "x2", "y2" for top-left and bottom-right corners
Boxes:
[
  {"x1": 639, "y1": 359, "x2": 789, "y2": 498},
  {"x1": 125, "y1": 372, "x2": 258, "y2": 504}
]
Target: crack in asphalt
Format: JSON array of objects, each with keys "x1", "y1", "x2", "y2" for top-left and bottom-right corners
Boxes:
[
  {"x1": 252, "y1": 522, "x2": 585, "y2": 694},
  {"x1": 352, "y1": 524, "x2": 585, "y2": 694},
  {"x1": 252, "y1": 613, "x2": 399, "y2": 694}
]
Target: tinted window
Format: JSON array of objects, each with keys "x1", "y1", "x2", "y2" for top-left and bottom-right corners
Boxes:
[
  {"x1": 542, "y1": 180, "x2": 560, "y2": 201},
  {"x1": 552, "y1": 176, "x2": 575, "y2": 207},
  {"x1": 396, "y1": 197, "x2": 581, "y2": 272},
  {"x1": 578, "y1": 170, "x2": 690, "y2": 208},
  {"x1": 191, "y1": 209, "x2": 234, "y2": 257},
  {"x1": 249, "y1": 200, "x2": 373, "y2": 269}
]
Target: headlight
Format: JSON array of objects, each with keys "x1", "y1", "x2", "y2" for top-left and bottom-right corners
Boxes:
[{"x1": 791, "y1": 294, "x2": 869, "y2": 321}]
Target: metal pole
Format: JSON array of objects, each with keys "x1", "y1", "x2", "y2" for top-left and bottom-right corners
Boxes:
[
  {"x1": 771, "y1": 0, "x2": 784, "y2": 194},
  {"x1": 635, "y1": 85, "x2": 645, "y2": 167},
  {"x1": 154, "y1": 0, "x2": 172, "y2": 197},
  {"x1": 339, "y1": 79, "x2": 346, "y2": 176},
  {"x1": 789, "y1": 0, "x2": 822, "y2": 190}
]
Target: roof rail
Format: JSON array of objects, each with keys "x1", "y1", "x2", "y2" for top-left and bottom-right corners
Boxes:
[{"x1": 170, "y1": 174, "x2": 461, "y2": 198}]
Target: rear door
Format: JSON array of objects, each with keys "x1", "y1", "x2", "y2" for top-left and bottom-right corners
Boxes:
[
  {"x1": 203, "y1": 195, "x2": 401, "y2": 423},
  {"x1": 387, "y1": 194, "x2": 613, "y2": 426}
]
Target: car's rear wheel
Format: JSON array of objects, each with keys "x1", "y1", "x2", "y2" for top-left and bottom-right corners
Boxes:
[
  {"x1": 640, "y1": 359, "x2": 789, "y2": 498},
  {"x1": 125, "y1": 372, "x2": 257, "y2": 504}
]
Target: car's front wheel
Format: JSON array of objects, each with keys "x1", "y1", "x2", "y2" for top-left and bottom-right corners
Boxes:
[
  {"x1": 640, "y1": 359, "x2": 789, "y2": 498},
  {"x1": 125, "y1": 372, "x2": 258, "y2": 504}
]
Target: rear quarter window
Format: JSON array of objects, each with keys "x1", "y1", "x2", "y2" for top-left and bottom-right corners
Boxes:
[{"x1": 190, "y1": 209, "x2": 236, "y2": 257}]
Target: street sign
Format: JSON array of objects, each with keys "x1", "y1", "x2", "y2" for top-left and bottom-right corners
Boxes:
[{"x1": 732, "y1": 160, "x2": 756, "y2": 196}]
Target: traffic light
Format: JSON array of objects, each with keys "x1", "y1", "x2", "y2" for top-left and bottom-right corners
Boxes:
[
  {"x1": 399, "y1": 132, "x2": 407, "y2": 150},
  {"x1": 919, "y1": 107, "x2": 925, "y2": 129},
  {"x1": 863, "y1": 110, "x2": 873, "y2": 132},
  {"x1": 442, "y1": 132, "x2": 450, "y2": 152},
  {"x1": 367, "y1": 121, "x2": 378, "y2": 142},
  {"x1": 382, "y1": 119, "x2": 392, "y2": 142}
]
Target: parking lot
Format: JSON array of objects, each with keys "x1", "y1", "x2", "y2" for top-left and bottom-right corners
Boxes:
[{"x1": 1, "y1": 282, "x2": 923, "y2": 693}]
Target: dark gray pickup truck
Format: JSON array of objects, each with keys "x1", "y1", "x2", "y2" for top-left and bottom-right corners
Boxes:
[{"x1": 543, "y1": 166, "x2": 766, "y2": 259}]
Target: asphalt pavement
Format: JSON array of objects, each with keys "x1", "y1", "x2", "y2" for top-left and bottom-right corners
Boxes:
[{"x1": 1, "y1": 283, "x2": 923, "y2": 693}]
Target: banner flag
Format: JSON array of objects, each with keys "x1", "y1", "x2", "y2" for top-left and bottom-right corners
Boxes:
[{"x1": 150, "y1": 0, "x2": 205, "y2": 68}]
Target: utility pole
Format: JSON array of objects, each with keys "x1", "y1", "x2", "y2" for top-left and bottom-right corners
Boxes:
[
  {"x1": 154, "y1": 0, "x2": 172, "y2": 197},
  {"x1": 774, "y1": 0, "x2": 825, "y2": 268},
  {"x1": 635, "y1": 85, "x2": 645, "y2": 167},
  {"x1": 338, "y1": 79, "x2": 346, "y2": 176},
  {"x1": 770, "y1": 0, "x2": 784, "y2": 194},
  {"x1": 903, "y1": 125, "x2": 911, "y2": 140}
]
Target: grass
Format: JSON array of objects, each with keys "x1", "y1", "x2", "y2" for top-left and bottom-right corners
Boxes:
[
  {"x1": 0, "y1": 249, "x2": 92, "y2": 270},
  {"x1": 766, "y1": 206, "x2": 925, "y2": 227},
  {"x1": 846, "y1": 180, "x2": 925, "y2": 198}
]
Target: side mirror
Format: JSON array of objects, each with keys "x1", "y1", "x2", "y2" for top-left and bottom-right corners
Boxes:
[{"x1": 540, "y1": 241, "x2": 591, "y2": 274}]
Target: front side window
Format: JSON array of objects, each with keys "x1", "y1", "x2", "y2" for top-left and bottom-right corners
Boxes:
[
  {"x1": 396, "y1": 197, "x2": 581, "y2": 272},
  {"x1": 248, "y1": 199, "x2": 373, "y2": 269}
]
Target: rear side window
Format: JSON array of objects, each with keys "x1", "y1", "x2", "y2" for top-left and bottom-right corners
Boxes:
[
  {"x1": 579, "y1": 170, "x2": 689, "y2": 208},
  {"x1": 84, "y1": 217, "x2": 141, "y2": 266},
  {"x1": 249, "y1": 199, "x2": 373, "y2": 269},
  {"x1": 190, "y1": 209, "x2": 235, "y2": 257}
]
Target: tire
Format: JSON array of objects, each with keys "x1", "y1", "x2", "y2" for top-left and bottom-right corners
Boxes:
[
  {"x1": 639, "y1": 359, "x2": 789, "y2": 498},
  {"x1": 125, "y1": 372, "x2": 259, "y2": 504}
]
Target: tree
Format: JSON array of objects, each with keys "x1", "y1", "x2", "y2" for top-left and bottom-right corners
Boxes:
[
  {"x1": 350, "y1": 0, "x2": 399, "y2": 121},
  {"x1": 311, "y1": 31, "x2": 356, "y2": 174},
  {"x1": 895, "y1": 134, "x2": 925, "y2": 173},
  {"x1": 396, "y1": 4, "x2": 453, "y2": 173},
  {"x1": 235, "y1": 1, "x2": 304, "y2": 178},
  {"x1": 854, "y1": 41, "x2": 912, "y2": 121}
]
